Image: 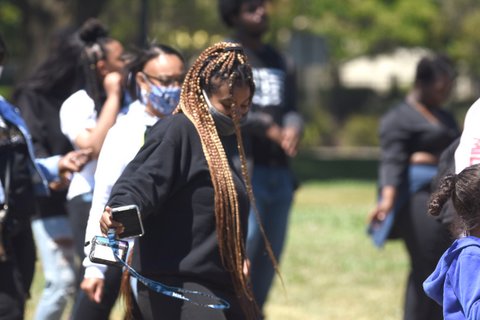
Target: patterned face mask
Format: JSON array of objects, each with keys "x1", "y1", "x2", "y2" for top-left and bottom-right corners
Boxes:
[{"x1": 140, "y1": 75, "x2": 181, "y2": 116}]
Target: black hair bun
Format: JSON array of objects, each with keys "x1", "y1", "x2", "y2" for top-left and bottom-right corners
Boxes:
[{"x1": 79, "y1": 18, "x2": 109, "y2": 45}]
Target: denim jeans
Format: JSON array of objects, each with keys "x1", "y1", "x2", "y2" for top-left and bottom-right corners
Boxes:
[
  {"x1": 246, "y1": 165, "x2": 295, "y2": 310},
  {"x1": 31, "y1": 215, "x2": 76, "y2": 320}
]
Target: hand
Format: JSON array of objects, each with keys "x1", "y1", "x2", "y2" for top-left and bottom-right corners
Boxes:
[
  {"x1": 81, "y1": 277, "x2": 104, "y2": 303},
  {"x1": 100, "y1": 207, "x2": 124, "y2": 236},
  {"x1": 58, "y1": 149, "x2": 92, "y2": 173},
  {"x1": 367, "y1": 199, "x2": 393, "y2": 224},
  {"x1": 281, "y1": 127, "x2": 300, "y2": 157},
  {"x1": 103, "y1": 72, "x2": 123, "y2": 98},
  {"x1": 50, "y1": 149, "x2": 92, "y2": 190}
]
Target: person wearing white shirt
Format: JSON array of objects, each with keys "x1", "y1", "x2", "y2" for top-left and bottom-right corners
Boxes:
[
  {"x1": 80, "y1": 44, "x2": 185, "y2": 314},
  {"x1": 455, "y1": 98, "x2": 480, "y2": 172},
  {"x1": 59, "y1": 18, "x2": 128, "y2": 319}
]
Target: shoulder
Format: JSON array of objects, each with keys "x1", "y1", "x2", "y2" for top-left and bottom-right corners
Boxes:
[
  {"x1": 61, "y1": 90, "x2": 93, "y2": 111},
  {"x1": 147, "y1": 113, "x2": 196, "y2": 143}
]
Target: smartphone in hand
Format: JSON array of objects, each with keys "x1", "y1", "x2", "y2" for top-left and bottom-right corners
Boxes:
[{"x1": 111, "y1": 204, "x2": 144, "y2": 239}]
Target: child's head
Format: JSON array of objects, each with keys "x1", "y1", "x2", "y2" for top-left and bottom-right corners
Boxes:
[{"x1": 429, "y1": 163, "x2": 480, "y2": 236}]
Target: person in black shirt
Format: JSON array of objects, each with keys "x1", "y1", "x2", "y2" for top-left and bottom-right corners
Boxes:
[
  {"x1": 12, "y1": 27, "x2": 89, "y2": 320},
  {"x1": 0, "y1": 33, "x2": 89, "y2": 320},
  {"x1": 368, "y1": 54, "x2": 460, "y2": 320},
  {"x1": 218, "y1": 0, "x2": 303, "y2": 314},
  {"x1": 100, "y1": 42, "x2": 260, "y2": 320}
]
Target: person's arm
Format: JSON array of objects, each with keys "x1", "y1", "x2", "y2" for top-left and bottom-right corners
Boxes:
[
  {"x1": 369, "y1": 108, "x2": 410, "y2": 222},
  {"x1": 73, "y1": 72, "x2": 123, "y2": 158},
  {"x1": 60, "y1": 73, "x2": 123, "y2": 159}
]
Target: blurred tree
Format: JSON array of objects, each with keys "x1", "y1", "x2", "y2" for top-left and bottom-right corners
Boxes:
[{"x1": 0, "y1": 0, "x2": 109, "y2": 80}]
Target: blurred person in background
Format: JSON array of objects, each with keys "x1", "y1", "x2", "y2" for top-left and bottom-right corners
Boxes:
[
  {"x1": 218, "y1": 0, "x2": 304, "y2": 316},
  {"x1": 12, "y1": 27, "x2": 91, "y2": 320},
  {"x1": 0, "y1": 33, "x2": 89, "y2": 320},
  {"x1": 81, "y1": 43, "x2": 185, "y2": 312},
  {"x1": 368, "y1": 54, "x2": 460, "y2": 320},
  {"x1": 58, "y1": 18, "x2": 129, "y2": 319}
]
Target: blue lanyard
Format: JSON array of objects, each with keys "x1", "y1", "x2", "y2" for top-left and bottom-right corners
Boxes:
[{"x1": 107, "y1": 231, "x2": 230, "y2": 310}]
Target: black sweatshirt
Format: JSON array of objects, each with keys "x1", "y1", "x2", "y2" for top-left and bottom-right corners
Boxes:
[{"x1": 108, "y1": 113, "x2": 249, "y2": 288}]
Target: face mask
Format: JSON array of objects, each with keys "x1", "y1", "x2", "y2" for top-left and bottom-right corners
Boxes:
[
  {"x1": 203, "y1": 90, "x2": 247, "y2": 136},
  {"x1": 146, "y1": 84, "x2": 181, "y2": 116}
]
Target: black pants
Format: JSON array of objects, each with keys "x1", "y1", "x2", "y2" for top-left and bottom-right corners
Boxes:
[
  {"x1": 134, "y1": 277, "x2": 248, "y2": 320},
  {"x1": 398, "y1": 188, "x2": 452, "y2": 320},
  {"x1": 67, "y1": 194, "x2": 121, "y2": 320},
  {"x1": 0, "y1": 221, "x2": 35, "y2": 320}
]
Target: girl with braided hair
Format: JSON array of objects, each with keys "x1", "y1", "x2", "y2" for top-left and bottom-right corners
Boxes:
[
  {"x1": 100, "y1": 42, "x2": 260, "y2": 319},
  {"x1": 423, "y1": 163, "x2": 480, "y2": 319}
]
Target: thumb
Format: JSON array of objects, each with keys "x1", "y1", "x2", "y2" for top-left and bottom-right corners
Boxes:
[{"x1": 93, "y1": 283, "x2": 104, "y2": 304}]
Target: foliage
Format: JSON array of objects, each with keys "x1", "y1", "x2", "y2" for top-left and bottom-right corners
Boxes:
[{"x1": 339, "y1": 114, "x2": 380, "y2": 147}]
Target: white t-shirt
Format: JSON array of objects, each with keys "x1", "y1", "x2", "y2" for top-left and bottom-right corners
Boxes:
[
  {"x1": 60, "y1": 90, "x2": 127, "y2": 200},
  {"x1": 83, "y1": 100, "x2": 160, "y2": 279},
  {"x1": 455, "y1": 98, "x2": 480, "y2": 173}
]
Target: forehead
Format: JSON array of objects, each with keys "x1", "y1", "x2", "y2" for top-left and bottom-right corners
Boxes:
[{"x1": 143, "y1": 54, "x2": 184, "y2": 75}]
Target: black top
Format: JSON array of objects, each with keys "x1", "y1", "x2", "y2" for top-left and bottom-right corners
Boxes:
[
  {"x1": 108, "y1": 113, "x2": 249, "y2": 288},
  {"x1": 379, "y1": 100, "x2": 460, "y2": 188},
  {"x1": 15, "y1": 88, "x2": 74, "y2": 219},
  {"x1": 239, "y1": 43, "x2": 303, "y2": 167},
  {"x1": 0, "y1": 115, "x2": 35, "y2": 221}
]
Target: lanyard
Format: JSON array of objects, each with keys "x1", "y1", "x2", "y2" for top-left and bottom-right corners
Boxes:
[{"x1": 107, "y1": 231, "x2": 230, "y2": 310}]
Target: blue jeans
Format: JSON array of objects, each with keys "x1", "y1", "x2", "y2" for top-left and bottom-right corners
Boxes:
[
  {"x1": 31, "y1": 215, "x2": 76, "y2": 320},
  {"x1": 247, "y1": 165, "x2": 295, "y2": 310}
]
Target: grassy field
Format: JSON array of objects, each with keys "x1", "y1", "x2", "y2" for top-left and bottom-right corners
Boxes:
[{"x1": 25, "y1": 179, "x2": 409, "y2": 320}]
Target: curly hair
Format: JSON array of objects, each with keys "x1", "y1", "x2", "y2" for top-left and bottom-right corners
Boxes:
[{"x1": 429, "y1": 163, "x2": 480, "y2": 236}]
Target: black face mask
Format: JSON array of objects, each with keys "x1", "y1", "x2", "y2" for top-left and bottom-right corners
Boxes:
[{"x1": 203, "y1": 90, "x2": 237, "y2": 136}]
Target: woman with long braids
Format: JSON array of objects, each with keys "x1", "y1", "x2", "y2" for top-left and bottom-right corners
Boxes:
[{"x1": 100, "y1": 42, "x2": 262, "y2": 319}]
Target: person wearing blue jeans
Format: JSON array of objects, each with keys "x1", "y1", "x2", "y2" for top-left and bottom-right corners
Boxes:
[
  {"x1": 218, "y1": 0, "x2": 304, "y2": 314},
  {"x1": 30, "y1": 216, "x2": 76, "y2": 319},
  {"x1": 247, "y1": 165, "x2": 295, "y2": 308}
]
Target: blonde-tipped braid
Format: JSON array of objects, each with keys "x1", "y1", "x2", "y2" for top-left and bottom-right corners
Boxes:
[{"x1": 174, "y1": 42, "x2": 260, "y2": 318}]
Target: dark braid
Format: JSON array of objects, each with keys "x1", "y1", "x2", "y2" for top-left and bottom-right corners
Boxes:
[
  {"x1": 174, "y1": 42, "x2": 267, "y2": 319},
  {"x1": 78, "y1": 18, "x2": 114, "y2": 113}
]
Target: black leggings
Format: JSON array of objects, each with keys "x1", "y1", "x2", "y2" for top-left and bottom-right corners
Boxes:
[
  {"x1": 398, "y1": 188, "x2": 452, "y2": 320},
  {"x1": 67, "y1": 194, "x2": 121, "y2": 320},
  {"x1": 0, "y1": 221, "x2": 35, "y2": 320}
]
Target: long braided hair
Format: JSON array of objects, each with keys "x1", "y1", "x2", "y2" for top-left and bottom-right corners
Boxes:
[{"x1": 174, "y1": 41, "x2": 260, "y2": 317}]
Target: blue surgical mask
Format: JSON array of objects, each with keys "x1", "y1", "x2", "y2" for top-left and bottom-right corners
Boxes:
[{"x1": 145, "y1": 84, "x2": 181, "y2": 116}]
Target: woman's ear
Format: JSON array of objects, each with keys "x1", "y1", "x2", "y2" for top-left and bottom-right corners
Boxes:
[{"x1": 136, "y1": 72, "x2": 148, "y2": 91}]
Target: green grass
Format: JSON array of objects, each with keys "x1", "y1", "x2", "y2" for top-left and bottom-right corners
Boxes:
[{"x1": 25, "y1": 180, "x2": 409, "y2": 319}]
